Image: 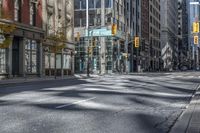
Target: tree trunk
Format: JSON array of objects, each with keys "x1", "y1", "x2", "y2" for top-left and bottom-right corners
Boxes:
[{"x1": 54, "y1": 52, "x2": 57, "y2": 79}]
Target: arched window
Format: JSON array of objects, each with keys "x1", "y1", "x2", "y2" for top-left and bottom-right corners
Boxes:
[
  {"x1": 14, "y1": 0, "x2": 21, "y2": 22},
  {"x1": 30, "y1": 0, "x2": 37, "y2": 26}
]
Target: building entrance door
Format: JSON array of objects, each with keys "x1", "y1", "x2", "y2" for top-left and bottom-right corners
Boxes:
[{"x1": 12, "y1": 38, "x2": 20, "y2": 76}]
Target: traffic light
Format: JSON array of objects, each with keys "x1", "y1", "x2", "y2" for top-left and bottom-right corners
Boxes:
[
  {"x1": 88, "y1": 47, "x2": 93, "y2": 56},
  {"x1": 134, "y1": 37, "x2": 140, "y2": 48},
  {"x1": 193, "y1": 22, "x2": 199, "y2": 33},
  {"x1": 92, "y1": 38, "x2": 96, "y2": 47},
  {"x1": 194, "y1": 36, "x2": 199, "y2": 45},
  {"x1": 112, "y1": 24, "x2": 117, "y2": 35}
]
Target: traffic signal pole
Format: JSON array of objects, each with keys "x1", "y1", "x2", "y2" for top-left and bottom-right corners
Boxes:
[
  {"x1": 86, "y1": 0, "x2": 90, "y2": 77},
  {"x1": 136, "y1": 0, "x2": 139, "y2": 72}
]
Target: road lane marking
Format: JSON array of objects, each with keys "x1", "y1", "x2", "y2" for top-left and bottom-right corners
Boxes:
[{"x1": 55, "y1": 97, "x2": 96, "y2": 109}]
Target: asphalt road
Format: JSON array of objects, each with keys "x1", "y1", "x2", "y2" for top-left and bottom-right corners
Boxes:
[{"x1": 0, "y1": 72, "x2": 199, "y2": 133}]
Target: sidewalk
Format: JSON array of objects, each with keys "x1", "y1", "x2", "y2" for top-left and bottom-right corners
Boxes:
[
  {"x1": 0, "y1": 76, "x2": 76, "y2": 86},
  {"x1": 170, "y1": 85, "x2": 200, "y2": 133},
  {"x1": 0, "y1": 74, "x2": 103, "y2": 86}
]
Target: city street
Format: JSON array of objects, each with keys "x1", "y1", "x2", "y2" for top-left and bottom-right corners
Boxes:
[{"x1": 0, "y1": 72, "x2": 200, "y2": 133}]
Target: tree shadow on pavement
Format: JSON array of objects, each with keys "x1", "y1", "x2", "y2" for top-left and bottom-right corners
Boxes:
[{"x1": 0, "y1": 78, "x2": 89, "y2": 97}]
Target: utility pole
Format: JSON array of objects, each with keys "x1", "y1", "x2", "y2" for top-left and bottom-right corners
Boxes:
[{"x1": 136, "y1": 0, "x2": 139, "y2": 72}]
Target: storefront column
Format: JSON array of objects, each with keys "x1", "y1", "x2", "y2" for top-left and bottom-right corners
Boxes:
[
  {"x1": 39, "y1": 42, "x2": 43, "y2": 77},
  {"x1": 61, "y1": 49, "x2": 64, "y2": 78},
  {"x1": 19, "y1": 38, "x2": 26, "y2": 77},
  {"x1": 71, "y1": 51, "x2": 75, "y2": 75},
  {"x1": 7, "y1": 36, "x2": 14, "y2": 78}
]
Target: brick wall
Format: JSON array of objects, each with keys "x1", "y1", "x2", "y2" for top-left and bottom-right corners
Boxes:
[{"x1": 2, "y1": 0, "x2": 42, "y2": 29}]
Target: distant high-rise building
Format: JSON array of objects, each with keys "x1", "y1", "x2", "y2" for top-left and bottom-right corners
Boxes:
[
  {"x1": 149, "y1": 0, "x2": 162, "y2": 71},
  {"x1": 178, "y1": 0, "x2": 189, "y2": 70},
  {"x1": 74, "y1": 0, "x2": 140, "y2": 74},
  {"x1": 141, "y1": 0, "x2": 150, "y2": 71},
  {"x1": 188, "y1": 0, "x2": 200, "y2": 70},
  {"x1": 161, "y1": 0, "x2": 178, "y2": 71}
]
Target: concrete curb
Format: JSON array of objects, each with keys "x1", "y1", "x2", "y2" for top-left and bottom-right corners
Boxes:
[
  {"x1": 0, "y1": 76, "x2": 77, "y2": 86},
  {"x1": 169, "y1": 84, "x2": 200, "y2": 133}
]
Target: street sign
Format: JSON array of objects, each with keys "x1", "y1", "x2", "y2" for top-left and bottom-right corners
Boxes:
[
  {"x1": 134, "y1": 37, "x2": 140, "y2": 48},
  {"x1": 0, "y1": 34, "x2": 5, "y2": 44},
  {"x1": 193, "y1": 22, "x2": 199, "y2": 33},
  {"x1": 194, "y1": 36, "x2": 199, "y2": 45}
]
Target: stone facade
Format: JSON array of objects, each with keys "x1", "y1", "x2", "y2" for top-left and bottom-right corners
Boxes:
[
  {"x1": 161, "y1": 0, "x2": 178, "y2": 71},
  {"x1": 42, "y1": 0, "x2": 75, "y2": 77}
]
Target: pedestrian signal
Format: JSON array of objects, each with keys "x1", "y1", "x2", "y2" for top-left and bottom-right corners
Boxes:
[
  {"x1": 134, "y1": 37, "x2": 140, "y2": 48},
  {"x1": 194, "y1": 36, "x2": 199, "y2": 45}
]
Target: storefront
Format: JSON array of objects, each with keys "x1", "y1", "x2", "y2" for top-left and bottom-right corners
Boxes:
[
  {"x1": 44, "y1": 43, "x2": 74, "y2": 77},
  {"x1": 0, "y1": 48, "x2": 6, "y2": 74},
  {"x1": 24, "y1": 39, "x2": 39, "y2": 74}
]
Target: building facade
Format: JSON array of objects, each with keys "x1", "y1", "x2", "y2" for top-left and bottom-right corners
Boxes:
[
  {"x1": 149, "y1": 0, "x2": 161, "y2": 72},
  {"x1": 0, "y1": 0, "x2": 44, "y2": 78},
  {"x1": 74, "y1": 0, "x2": 139, "y2": 74},
  {"x1": 178, "y1": 0, "x2": 189, "y2": 70},
  {"x1": 0, "y1": 0, "x2": 74, "y2": 79},
  {"x1": 188, "y1": 0, "x2": 200, "y2": 70},
  {"x1": 74, "y1": 0, "x2": 163, "y2": 73},
  {"x1": 42, "y1": 0, "x2": 75, "y2": 77},
  {"x1": 141, "y1": 0, "x2": 150, "y2": 72},
  {"x1": 161, "y1": 0, "x2": 178, "y2": 71}
]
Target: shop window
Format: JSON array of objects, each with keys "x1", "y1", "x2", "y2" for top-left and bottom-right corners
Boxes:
[
  {"x1": 0, "y1": 49, "x2": 6, "y2": 74},
  {"x1": 63, "y1": 54, "x2": 71, "y2": 69},
  {"x1": 25, "y1": 40, "x2": 38, "y2": 74},
  {"x1": 75, "y1": 0, "x2": 81, "y2": 10},
  {"x1": 89, "y1": 0, "x2": 95, "y2": 9},
  {"x1": 81, "y1": 0, "x2": 86, "y2": 9}
]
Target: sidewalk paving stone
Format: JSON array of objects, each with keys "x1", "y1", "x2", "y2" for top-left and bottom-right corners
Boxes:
[{"x1": 170, "y1": 85, "x2": 200, "y2": 133}]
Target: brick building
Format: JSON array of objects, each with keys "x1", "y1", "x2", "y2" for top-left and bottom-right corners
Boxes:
[{"x1": 0, "y1": 0, "x2": 44, "y2": 78}]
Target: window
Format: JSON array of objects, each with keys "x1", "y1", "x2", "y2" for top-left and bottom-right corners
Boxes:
[
  {"x1": 74, "y1": 0, "x2": 80, "y2": 9},
  {"x1": 0, "y1": 0, "x2": 2, "y2": 18},
  {"x1": 95, "y1": 0, "x2": 101, "y2": 8},
  {"x1": 89, "y1": 0, "x2": 95, "y2": 9},
  {"x1": 81, "y1": 0, "x2": 86, "y2": 9},
  {"x1": 30, "y1": 2, "x2": 36, "y2": 26},
  {"x1": 14, "y1": 0, "x2": 21, "y2": 22},
  {"x1": 0, "y1": 49, "x2": 6, "y2": 74},
  {"x1": 25, "y1": 40, "x2": 38, "y2": 74},
  {"x1": 105, "y1": 0, "x2": 112, "y2": 8},
  {"x1": 47, "y1": 13, "x2": 54, "y2": 35}
]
